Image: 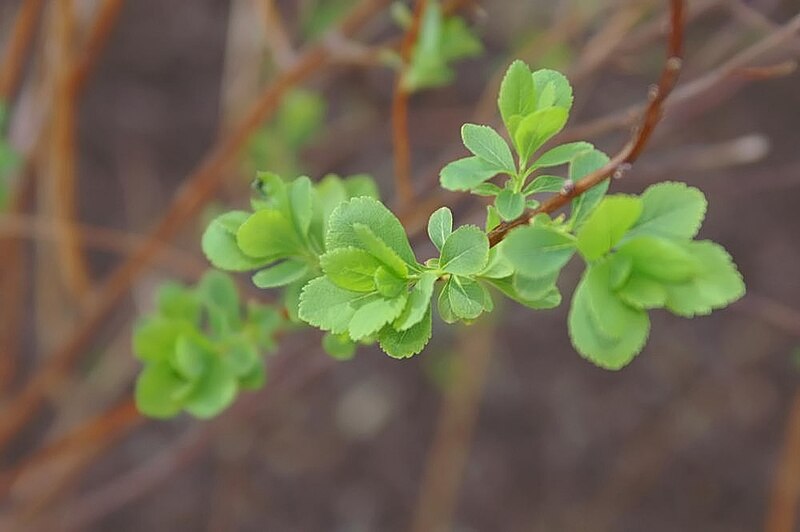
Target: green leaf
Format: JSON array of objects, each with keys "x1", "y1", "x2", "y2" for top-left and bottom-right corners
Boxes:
[
  {"x1": 156, "y1": 282, "x2": 200, "y2": 323},
  {"x1": 487, "y1": 276, "x2": 562, "y2": 310},
  {"x1": 298, "y1": 277, "x2": 366, "y2": 334},
  {"x1": 440, "y1": 15, "x2": 483, "y2": 61},
  {"x1": 513, "y1": 107, "x2": 569, "y2": 163},
  {"x1": 378, "y1": 308, "x2": 433, "y2": 359},
  {"x1": 252, "y1": 259, "x2": 310, "y2": 289},
  {"x1": 522, "y1": 175, "x2": 565, "y2": 195},
  {"x1": 343, "y1": 173, "x2": 380, "y2": 199},
  {"x1": 616, "y1": 236, "x2": 697, "y2": 283},
  {"x1": 444, "y1": 276, "x2": 487, "y2": 320},
  {"x1": 485, "y1": 204, "x2": 501, "y2": 232},
  {"x1": 576, "y1": 196, "x2": 643, "y2": 261},
  {"x1": 197, "y1": 270, "x2": 241, "y2": 332},
  {"x1": 664, "y1": 241, "x2": 745, "y2": 317},
  {"x1": 135, "y1": 361, "x2": 188, "y2": 419},
  {"x1": 569, "y1": 149, "x2": 611, "y2": 230},
  {"x1": 322, "y1": 332, "x2": 357, "y2": 360},
  {"x1": 502, "y1": 224, "x2": 576, "y2": 279},
  {"x1": 568, "y1": 264, "x2": 650, "y2": 370},
  {"x1": 532, "y1": 69, "x2": 574, "y2": 111},
  {"x1": 348, "y1": 294, "x2": 408, "y2": 341},
  {"x1": 239, "y1": 363, "x2": 266, "y2": 390},
  {"x1": 440, "y1": 156, "x2": 501, "y2": 191},
  {"x1": 133, "y1": 318, "x2": 194, "y2": 363},
  {"x1": 498, "y1": 60, "x2": 535, "y2": 137},
  {"x1": 495, "y1": 189, "x2": 525, "y2": 221},
  {"x1": 395, "y1": 271, "x2": 437, "y2": 331},
  {"x1": 439, "y1": 225, "x2": 490, "y2": 276},
  {"x1": 513, "y1": 270, "x2": 559, "y2": 301},
  {"x1": 428, "y1": 206, "x2": 453, "y2": 251},
  {"x1": 202, "y1": 212, "x2": 269, "y2": 271},
  {"x1": 479, "y1": 246, "x2": 514, "y2": 279},
  {"x1": 471, "y1": 182, "x2": 503, "y2": 197},
  {"x1": 616, "y1": 274, "x2": 667, "y2": 309},
  {"x1": 320, "y1": 247, "x2": 381, "y2": 292},
  {"x1": 532, "y1": 141, "x2": 593, "y2": 169},
  {"x1": 237, "y1": 209, "x2": 303, "y2": 259},
  {"x1": 327, "y1": 197, "x2": 417, "y2": 266},
  {"x1": 173, "y1": 336, "x2": 209, "y2": 380},
  {"x1": 374, "y1": 266, "x2": 407, "y2": 298},
  {"x1": 461, "y1": 124, "x2": 516, "y2": 172},
  {"x1": 353, "y1": 223, "x2": 410, "y2": 278},
  {"x1": 184, "y1": 357, "x2": 238, "y2": 419},
  {"x1": 289, "y1": 176, "x2": 314, "y2": 238},
  {"x1": 626, "y1": 182, "x2": 708, "y2": 240}
]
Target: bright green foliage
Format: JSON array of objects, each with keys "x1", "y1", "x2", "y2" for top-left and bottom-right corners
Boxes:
[
  {"x1": 400, "y1": 1, "x2": 483, "y2": 92},
  {"x1": 567, "y1": 183, "x2": 744, "y2": 368},
  {"x1": 133, "y1": 271, "x2": 283, "y2": 418},
  {"x1": 135, "y1": 59, "x2": 748, "y2": 422},
  {"x1": 440, "y1": 61, "x2": 601, "y2": 227},
  {"x1": 203, "y1": 172, "x2": 378, "y2": 320}
]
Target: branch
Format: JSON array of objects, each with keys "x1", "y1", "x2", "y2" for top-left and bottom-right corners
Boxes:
[
  {"x1": 487, "y1": 0, "x2": 686, "y2": 247},
  {"x1": 392, "y1": 0, "x2": 428, "y2": 207},
  {"x1": 0, "y1": 0, "x2": 44, "y2": 103}
]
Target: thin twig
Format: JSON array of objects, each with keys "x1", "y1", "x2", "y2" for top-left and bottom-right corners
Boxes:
[
  {"x1": 0, "y1": 0, "x2": 389, "y2": 454},
  {"x1": 410, "y1": 319, "x2": 496, "y2": 532},
  {"x1": 391, "y1": 0, "x2": 428, "y2": 207},
  {"x1": 0, "y1": 0, "x2": 45, "y2": 103},
  {"x1": 259, "y1": 0, "x2": 296, "y2": 68},
  {"x1": 487, "y1": 0, "x2": 686, "y2": 246},
  {"x1": 765, "y1": 389, "x2": 800, "y2": 532}
]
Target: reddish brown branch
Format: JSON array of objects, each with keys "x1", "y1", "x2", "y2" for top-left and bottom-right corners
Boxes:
[
  {"x1": 67, "y1": 0, "x2": 126, "y2": 95},
  {"x1": 0, "y1": 0, "x2": 389, "y2": 454},
  {"x1": 0, "y1": 0, "x2": 44, "y2": 102},
  {"x1": 392, "y1": 0, "x2": 428, "y2": 207},
  {"x1": 487, "y1": 0, "x2": 686, "y2": 247}
]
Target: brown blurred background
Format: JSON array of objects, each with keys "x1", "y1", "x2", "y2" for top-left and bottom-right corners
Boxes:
[{"x1": 1, "y1": 0, "x2": 800, "y2": 530}]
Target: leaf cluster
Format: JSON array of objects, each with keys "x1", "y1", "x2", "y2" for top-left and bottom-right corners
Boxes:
[
  {"x1": 133, "y1": 271, "x2": 283, "y2": 418},
  {"x1": 396, "y1": 0, "x2": 483, "y2": 92}
]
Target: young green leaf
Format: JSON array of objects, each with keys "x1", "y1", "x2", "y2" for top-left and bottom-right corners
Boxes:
[
  {"x1": 183, "y1": 357, "x2": 238, "y2": 419},
  {"x1": 522, "y1": 175, "x2": 565, "y2": 195},
  {"x1": 495, "y1": 189, "x2": 526, "y2": 221},
  {"x1": 576, "y1": 196, "x2": 643, "y2": 261},
  {"x1": 374, "y1": 266, "x2": 407, "y2": 298},
  {"x1": 353, "y1": 223, "x2": 410, "y2": 278},
  {"x1": 252, "y1": 259, "x2": 310, "y2": 289},
  {"x1": 664, "y1": 241, "x2": 745, "y2": 317},
  {"x1": 440, "y1": 156, "x2": 501, "y2": 191},
  {"x1": 133, "y1": 318, "x2": 194, "y2": 363},
  {"x1": 327, "y1": 197, "x2": 417, "y2": 266},
  {"x1": 442, "y1": 276, "x2": 487, "y2": 320},
  {"x1": 320, "y1": 247, "x2": 381, "y2": 292},
  {"x1": 568, "y1": 265, "x2": 650, "y2": 370},
  {"x1": 532, "y1": 69, "x2": 574, "y2": 111},
  {"x1": 135, "y1": 361, "x2": 188, "y2": 419},
  {"x1": 202, "y1": 212, "x2": 270, "y2": 271},
  {"x1": 348, "y1": 295, "x2": 408, "y2": 341},
  {"x1": 513, "y1": 271, "x2": 559, "y2": 301},
  {"x1": 471, "y1": 182, "x2": 503, "y2": 197},
  {"x1": 532, "y1": 141, "x2": 593, "y2": 169},
  {"x1": 502, "y1": 224, "x2": 576, "y2": 279},
  {"x1": 461, "y1": 124, "x2": 516, "y2": 173},
  {"x1": 485, "y1": 204, "x2": 501, "y2": 232},
  {"x1": 569, "y1": 149, "x2": 611, "y2": 229},
  {"x1": 626, "y1": 182, "x2": 708, "y2": 240},
  {"x1": 288, "y1": 176, "x2": 314, "y2": 238},
  {"x1": 322, "y1": 333, "x2": 357, "y2": 360},
  {"x1": 498, "y1": 60, "x2": 535, "y2": 136},
  {"x1": 439, "y1": 225, "x2": 490, "y2": 276},
  {"x1": 298, "y1": 277, "x2": 365, "y2": 334},
  {"x1": 156, "y1": 283, "x2": 200, "y2": 323},
  {"x1": 513, "y1": 107, "x2": 569, "y2": 163},
  {"x1": 428, "y1": 206, "x2": 453, "y2": 251},
  {"x1": 237, "y1": 209, "x2": 303, "y2": 259},
  {"x1": 379, "y1": 308, "x2": 433, "y2": 359},
  {"x1": 616, "y1": 236, "x2": 697, "y2": 283},
  {"x1": 395, "y1": 271, "x2": 438, "y2": 331}
]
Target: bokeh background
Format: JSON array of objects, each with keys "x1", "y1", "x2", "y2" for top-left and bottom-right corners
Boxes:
[{"x1": 2, "y1": 0, "x2": 800, "y2": 530}]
